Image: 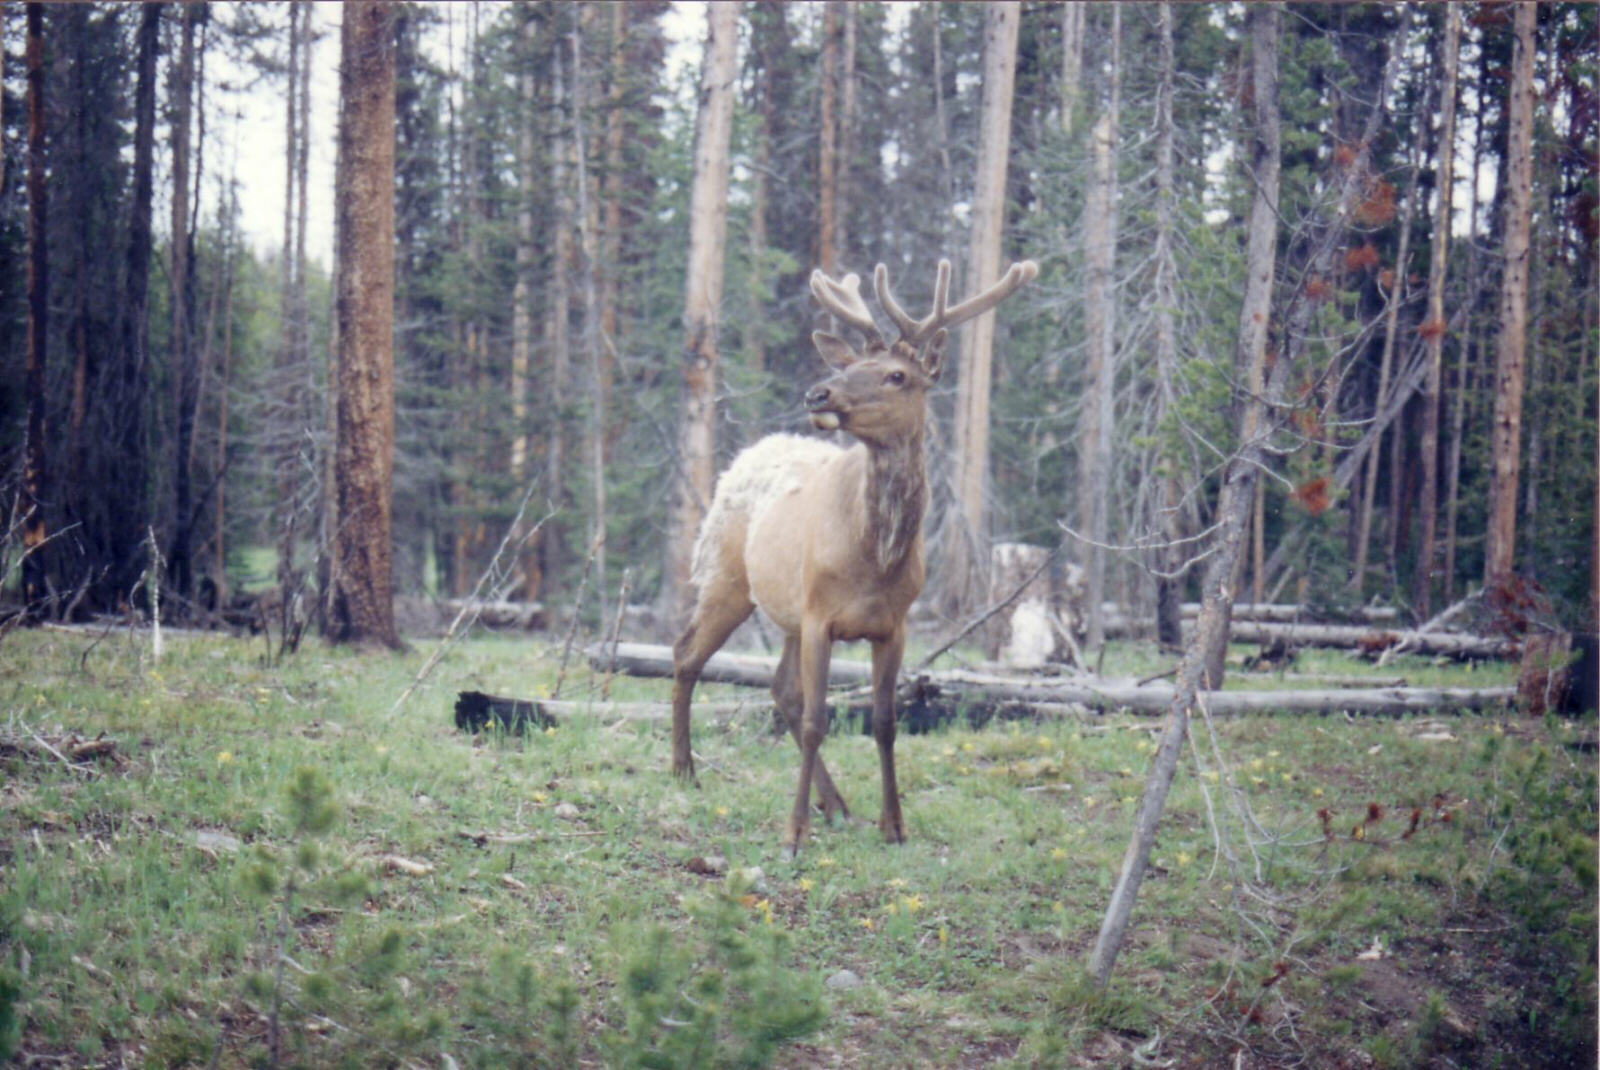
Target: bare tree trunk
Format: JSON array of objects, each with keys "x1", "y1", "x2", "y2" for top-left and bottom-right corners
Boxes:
[
  {"x1": 746, "y1": 6, "x2": 774, "y2": 377},
  {"x1": 571, "y1": 5, "x2": 607, "y2": 613},
  {"x1": 663, "y1": 1, "x2": 738, "y2": 631},
  {"x1": 168, "y1": 3, "x2": 200, "y2": 601},
  {"x1": 1078, "y1": 5, "x2": 1120, "y2": 651},
  {"x1": 950, "y1": 0, "x2": 1022, "y2": 613},
  {"x1": 930, "y1": 6, "x2": 953, "y2": 205},
  {"x1": 1353, "y1": 25, "x2": 1424, "y2": 596},
  {"x1": 600, "y1": 3, "x2": 624, "y2": 397},
  {"x1": 510, "y1": 9, "x2": 536, "y2": 597},
  {"x1": 1090, "y1": 4, "x2": 1280, "y2": 988},
  {"x1": 20, "y1": 2, "x2": 50, "y2": 609},
  {"x1": 1415, "y1": 3, "x2": 1460, "y2": 617},
  {"x1": 1060, "y1": 0, "x2": 1084, "y2": 136},
  {"x1": 1484, "y1": 2, "x2": 1536, "y2": 587},
  {"x1": 817, "y1": 1, "x2": 838, "y2": 276},
  {"x1": 330, "y1": 0, "x2": 402, "y2": 650},
  {"x1": 1196, "y1": 3, "x2": 1285, "y2": 692},
  {"x1": 1152, "y1": 2, "x2": 1183, "y2": 649},
  {"x1": 543, "y1": 37, "x2": 574, "y2": 599},
  {"x1": 274, "y1": 2, "x2": 301, "y2": 605},
  {"x1": 834, "y1": 1, "x2": 856, "y2": 268}
]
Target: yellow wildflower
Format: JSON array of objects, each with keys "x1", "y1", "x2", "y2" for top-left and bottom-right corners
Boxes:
[
  {"x1": 816, "y1": 857, "x2": 836, "y2": 869},
  {"x1": 715, "y1": 806, "x2": 729, "y2": 818},
  {"x1": 1176, "y1": 851, "x2": 1193, "y2": 867},
  {"x1": 216, "y1": 751, "x2": 234, "y2": 766},
  {"x1": 858, "y1": 917, "x2": 875, "y2": 931},
  {"x1": 798, "y1": 877, "x2": 814, "y2": 892},
  {"x1": 1051, "y1": 847, "x2": 1069, "y2": 861},
  {"x1": 902, "y1": 895, "x2": 924, "y2": 914}
]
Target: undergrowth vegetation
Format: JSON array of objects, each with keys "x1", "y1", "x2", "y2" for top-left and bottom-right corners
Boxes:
[{"x1": 0, "y1": 629, "x2": 1592, "y2": 1068}]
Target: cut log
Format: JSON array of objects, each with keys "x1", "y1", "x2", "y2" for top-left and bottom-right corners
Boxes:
[
  {"x1": 583, "y1": 642, "x2": 1513, "y2": 715},
  {"x1": 590, "y1": 641, "x2": 873, "y2": 688}
]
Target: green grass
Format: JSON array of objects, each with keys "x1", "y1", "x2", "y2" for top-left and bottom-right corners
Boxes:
[{"x1": 0, "y1": 630, "x2": 1591, "y2": 1068}]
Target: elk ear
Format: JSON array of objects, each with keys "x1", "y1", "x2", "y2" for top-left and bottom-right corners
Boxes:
[
  {"x1": 812, "y1": 331, "x2": 859, "y2": 371},
  {"x1": 919, "y1": 328, "x2": 948, "y2": 381}
]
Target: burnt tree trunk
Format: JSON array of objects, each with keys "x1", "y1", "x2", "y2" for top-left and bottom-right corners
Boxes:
[
  {"x1": 20, "y1": 2, "x2": 50, "y2": 610},
  {"x1": 330, "y1": 0, "x2": 402, "y2": 650}
]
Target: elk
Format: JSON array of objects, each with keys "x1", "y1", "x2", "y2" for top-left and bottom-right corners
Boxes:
[{"x1": 670, "y1": 257, "x2": 1038, "y2": 855}]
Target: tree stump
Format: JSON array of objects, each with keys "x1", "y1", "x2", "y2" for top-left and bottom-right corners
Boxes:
[
  {"x1": 1516, "y1": 630, "x2": 1573, "y2": 716},
  {"x1": 985, "y1": 544, "x2": 1086, "y2": 668}
]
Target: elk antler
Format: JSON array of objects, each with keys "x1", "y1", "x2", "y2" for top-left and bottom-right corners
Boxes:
[
  {"x1": 874, "y1": 259, "x2": 1039, "y2": 346},
  {"x1": 809, "y1": 270, "x2": 886, "y2": 346}
]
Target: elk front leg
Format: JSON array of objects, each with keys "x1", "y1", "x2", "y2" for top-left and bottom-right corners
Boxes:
[
  {"x1": 670, "y1": 589, "x2": 754, "y2": 783},
  {"x1": 785, "y1": 619, "x2": 832, "y2": 858},
  {"x1": 773, "y1": 635, "x2": 849, "y2": 822},
  {"x1": 871, "y1": 628, "x2": 906, "y2": 844}
]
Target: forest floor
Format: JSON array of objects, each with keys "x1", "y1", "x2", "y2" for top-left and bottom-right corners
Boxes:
[{"x1": 1, "y1": 627, "x2": 1594, "y2": 1069}]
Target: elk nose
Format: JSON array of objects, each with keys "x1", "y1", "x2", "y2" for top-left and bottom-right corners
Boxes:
[{"x1": 804, "y1": 385, "x2": 832, "y2": 410}]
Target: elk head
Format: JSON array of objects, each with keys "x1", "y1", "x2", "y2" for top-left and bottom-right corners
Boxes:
[{"x1": 805, "y1": 259, "x2": 1039, "y2": 446}]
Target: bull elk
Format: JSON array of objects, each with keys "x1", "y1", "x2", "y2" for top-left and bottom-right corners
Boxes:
[{"x1": 670, "y1": 257, "x2": 1038, "y2": 855}]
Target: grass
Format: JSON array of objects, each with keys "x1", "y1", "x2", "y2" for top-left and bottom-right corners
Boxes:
[{"x1": 0, "y1": 627, "x2": 1593, "y2": 1068}]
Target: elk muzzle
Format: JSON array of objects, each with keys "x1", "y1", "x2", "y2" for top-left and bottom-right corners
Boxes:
[{"x1": 805, "y1": 382, "x2": 843, "y2": 431}]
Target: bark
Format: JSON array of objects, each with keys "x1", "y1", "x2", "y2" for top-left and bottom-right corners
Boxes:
[
  {"x1": 1152, "y1": 3, "x2": 1183, "y2": 650},
  {"x1": 1484, "y1": 2, "x2": 1536, "y2": 587},
  {"x1": 1060, "y1": 0, "x2": 1084, "y2": 136},
  {"x1": 21, "y1": 2, "x2": 49, "y2": 608},
  {"x1": 543, "y1": 35, "x2": 574, "y2": 598},
  {"x1": 745, "y1": 4, "x2": 775, "y2": 375},
  {"x1": 1196, "y1": 3, "x2": 1283, "y2": 693},
  {"x1": 331, "y1": 0, "x2": 402, "y2": 650},
  {"x1": 1415, "y1": 3, "x2": 1461, "y2": 617},
  {"x1": 510, "y1": 8, "x2": 536, "y2": 597},
  {"x1": 600, "y1": 3, "x2": 623, "y2": 400},
  {"x1": 168, "y1": 3, "x2": 199, "y2": 600},
  {"x1": 817, "y1": 1, "x2": 838, "y2": 275},
  {"x1": 663, "y1": 1, "x2": 738, "y2": 631},
  {"x1": 1353, "y1": 26, "x2": 1425, "y2": 596},
  {"x1": 274, "y1": 1, "x2": 301, "y2": 603},
  {"x1": 1078, "y1": 3, "x2": 1120, "y2": 652},
  {"x1": 1092, "y1": 4, "x2": 1281, "y2": 990},
  {"x1": 108, "y1": 1, "x2": 161, "y2": 601},
  {"x1": 588, "y1": 642, "x2": 1512, "y2": 715},
  {"x1": 834, "y1": 1, "x2": 856, "y2": 267},
  {"x1": 571, "y1": 7, "x2": 608, "y2": 610},
  {"x1": 950, "y1": 1, "x2": 1022, "y2": 612}
]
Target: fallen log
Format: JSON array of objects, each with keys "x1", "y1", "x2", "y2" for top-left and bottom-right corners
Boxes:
[
  {"x1": 1223, "y1": 621, "x2": 1512, "y2": 659},
  {"x1": 584, "y1": 642, "x2": 1513, "y2": 715}
]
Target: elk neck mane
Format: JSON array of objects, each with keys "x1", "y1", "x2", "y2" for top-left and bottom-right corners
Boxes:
[{"x1": 859, "y1": 432, "x2": 927, "y2": 573}]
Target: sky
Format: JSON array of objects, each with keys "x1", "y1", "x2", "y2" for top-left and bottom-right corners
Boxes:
[{"x1": 220, "y1": 1, "x2": 710, "y2": 270}]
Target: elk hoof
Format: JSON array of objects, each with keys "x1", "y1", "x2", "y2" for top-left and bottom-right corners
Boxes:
[
  {"x1": 879, "y1": 815, "x2": 905, "y2": 845},
  {"x1": 670, "y1": 757, "x2": 698, "y2": 785}
]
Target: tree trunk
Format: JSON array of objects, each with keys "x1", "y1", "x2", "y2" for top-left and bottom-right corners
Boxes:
[
  {"x1": 168, "y1": 3, "x2": 199, "y2": 601},
  {"x1": 543, "y1": 35, "x2": 574, "y2": 599},
  {"x1": 834, "y1": 1, "x2": 856, "y2": 267},
  {"x1": 663, "y1": 1, "x2": 738, "y2": 631},
  {"x1": 950, "y1": 0, "x2": 1022, "y2": 613},
  {"x1": 20, "y1": 2, "x2": 50, "y2": 610},
  {"x1": 330, "y1": 0, "x2": 402, "y2": 651},
  {"x1": 274, "y1": 1, "x2": 301, "y2": 605},
  {"x1": 571, "y1": 6, "x2": 608, "y2": 612},
  {"x1": 1484, "y1": 1, "x2": 1536, "y2": 587},
  {"x1": 1078, "y1": 2, "x2": 1120, "y2": 652},
  {"x1": 1091, "y1": 3, "x2": 1281, "y2": 988},
  {"x1": 1414, "y1": 3, "x2": 1460, "y2": 618},
  {"x1": 1197, "y1": 2, "x2": 1285, "y2": 693},
  {"x1": 1153, "y1": 2, "x2": 1183, "y2": 650},
  {"x1": 817, "y1": 2, "x2": 838, "y2": 276},
  {"x1": 510, "y1": 9, "x2": 536, "y2": 597},
  {"x1": 600, "y1": 3, "x2": 624, "y2": 407},
  {"x1": 1060, "y1": 0, "x2": 1084, "y2": 136},
  {"x1": 1353, "y1": 24, "x2": 1424, "y2": 596}
]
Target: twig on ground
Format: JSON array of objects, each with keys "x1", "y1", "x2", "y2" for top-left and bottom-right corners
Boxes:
[
  {"x1": 388, "y1": 485, "x2": 554, "y2": 719},
  {"x1": 553, "y1": 533, "x2": 604, "y2": 700},
  {"x1": 914, "y1": 542, "x2": 1064, "y2": 672},
  {"x1": 600, "y1": 568, "x2": 632, "y2": 701}
]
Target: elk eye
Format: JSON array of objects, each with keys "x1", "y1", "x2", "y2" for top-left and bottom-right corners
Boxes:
[{"x1": 886, "y1": 371, "x2": 906, "y2": 386}]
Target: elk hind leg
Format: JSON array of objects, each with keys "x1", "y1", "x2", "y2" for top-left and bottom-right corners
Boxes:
[
  {"x1": 670, "y1": 583, "x2": 753, "y2": 782},
  {"x1": 773, "y1": 635, "x2": 849, "y2": 822}
]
